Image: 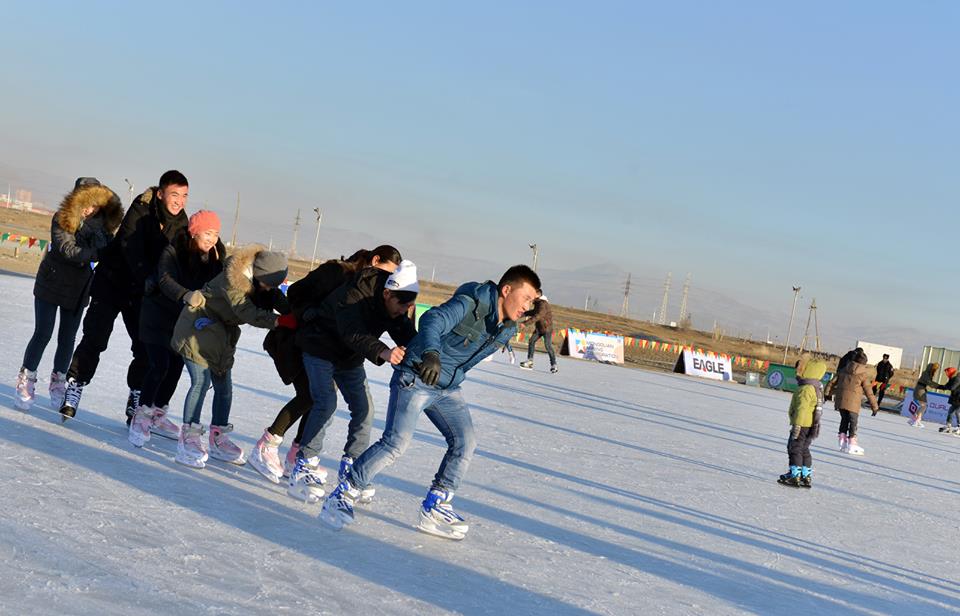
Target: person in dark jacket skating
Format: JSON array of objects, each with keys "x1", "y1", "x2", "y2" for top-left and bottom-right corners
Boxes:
[
  {"x1": 908, "y1": 362, "x2": 943, "y2": 428},
  {"x1": 938, "y1": 367, "x2": 960, "y2": 434},
  {"x1": 873, "y1": 353, "x2": 895, "y2": 405},
  {"x1": 285, "y1": 261, "x2": 419, "y2": 501},
  {"x1": 321, "y1": 264, "x2": 541, "y2": 540},
  {"x1": 128, "y1": 210, "x2": 225, "y2": 448},
  {"x1": 14, "y1": 178, "x2": 123, "y2": 411},
  {"x1": 518, "y1": 295, "x2": 557, "y2": 373},
  {"x1": 59, "y1": 170, "x2": 190, "y2": 422},
  {"x1": 250, "y1": 245, "x2": 402, "y2": 483}
]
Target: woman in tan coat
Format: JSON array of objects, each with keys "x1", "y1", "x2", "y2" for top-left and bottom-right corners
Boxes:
[{"x1": 833, "y1": 348, "x2": 879, "y2": 455}]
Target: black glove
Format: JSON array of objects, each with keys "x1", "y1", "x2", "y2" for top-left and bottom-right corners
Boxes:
[{"x1": 418, "y1": 351, "x2": 441, "y2": 386}]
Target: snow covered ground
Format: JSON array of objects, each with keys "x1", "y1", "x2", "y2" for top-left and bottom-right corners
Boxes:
[{"x1": 0, "y1": 270, "x2": 958, "y2": 616}]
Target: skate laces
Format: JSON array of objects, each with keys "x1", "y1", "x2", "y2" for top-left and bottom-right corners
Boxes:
[
  {"x1": 424, "y1": 489, "x2": 464, "y2": 522},
  {"x1": 296, "y1": 459, "x2": 326, "y2": 486},
  {"x1": 63, "y1": 380, "x2": 84, "y2": 407}
]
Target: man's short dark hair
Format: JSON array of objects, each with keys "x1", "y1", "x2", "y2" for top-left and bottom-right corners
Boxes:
[
  {"x1": 388, "y1": 289, "x2": 418, "y2": 304},
  {"x1": 498, "y1": 265, "x2": 541, "y2": 294},
  {"x1": 158, "y1": 170, "x2": 189, "y2": 190},
  {"x1": 883, "y1": 354, "x2": 890, "y2": 359}
]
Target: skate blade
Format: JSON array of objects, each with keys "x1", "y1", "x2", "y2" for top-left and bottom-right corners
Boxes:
[
  {"x1": 416, "y1": 522, "x2": 466, "y2": 540},
  {"x1": 287, "y1": 487, "x2": 323, "y2": 504},
  {"x1": 149, "y1": 429, "x2": 179, "y2": 441},
  {"x1": 128, "y1": 433, "x2": 150, "y2": 448},
  {"x1": 319, "y1": 508, "x2": 351, "y2": 530},
  {"x1": 249, "y1": 460, "x2": 282, "y2": 484},
  {"x1": 776, "y1": 479, "x2": 802, "y2": 488},
  {"x1": 209, "y1": 452, "x2": 247, "y2": 466},
  {"x1": 175, "y1": 455, "x2": 207, "y2": 469}
]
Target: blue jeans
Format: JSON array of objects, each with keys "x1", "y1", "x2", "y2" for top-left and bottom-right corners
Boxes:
[
  {"x1": 350, "y1": 370, "x2": 477, "y2": 493},
  {"x1": 299, "y1": 353, "x2": 374, "y2": 460},
  {"x1": 22, "y1": 297, "x2": 84, "y2": 373},
  {"x1": 182, "y1": 359, "x2": 232, "y2": 426}
]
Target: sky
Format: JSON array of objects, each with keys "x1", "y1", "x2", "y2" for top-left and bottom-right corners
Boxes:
[{"x1": 1, "y1": 1, "x2": 957, "y2": 349}]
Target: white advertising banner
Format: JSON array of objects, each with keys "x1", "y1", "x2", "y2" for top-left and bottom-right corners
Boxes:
[
  {"x1": 676, "y1": 349, "x2": 733, "y2": 382},
  {"x1": 564, "y1": 329, "x2": 625, "y2": 364},
  {"x1": 900, "y1": 388, "x2": 950, "y2": 424}
]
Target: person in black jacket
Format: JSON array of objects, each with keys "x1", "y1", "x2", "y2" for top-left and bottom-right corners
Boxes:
[
  {"x1": 250, "y1": 245, "x2": 402, "y2": 483},
  {"x1": 14, "y1": 178, "x2": 123, "y2": 411},
  {"x1": 873, "y1": 354, "x2": 895, "y2": 404},
  {"x1": 519, "y1": 295, "x2": 557, "y2": 373},
  {"x1": 286, "y1": 261, "x2": 419, "y2": 503},
  {"x1": 128, "y1": 210, "x2": 225, "y2": 448},
  {"x1": 60, "y1": 170, "x2": 190, "y2": 422}
]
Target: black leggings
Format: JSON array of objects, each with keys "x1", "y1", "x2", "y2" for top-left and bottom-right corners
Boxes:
[
  {"x1": 267, "y1": 370, "x2": 312, "y2": 443},
  {"x1": 838, "y1": 410, "x2": 859, "y2": 438},
  {"x1": 22, "y1": 297, "x2": 84, "y2": 374},
  {"x1": 140, "y1": 343, "x2": 185, "y2": 409}
]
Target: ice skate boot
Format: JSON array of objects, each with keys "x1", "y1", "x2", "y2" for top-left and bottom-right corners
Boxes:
[
  {"x1": 519, "y1": 360, "x2": 533, "y2": 371},
  {"x1": 846, "y1": 436, "x2": 865, "y2": 456},
  {"x1": 125, "y1": 389, "x2": 141, "y2": 426},
  {"x1": 59, "y1": 377, "x2": 84, "y2": 422},
  {"x1": 287, "y1": 454, "x2": 328, "y2": 503},
  {"x1": 319, "y1": 480, "x2": 360, "y2": 530},
  {"x1": 338, "y1": 456, "x2": 375, "y2": 504},
  {"x1": 208, "y1": 424, "x2": 246, "y2": 465},
  {"x1": 176, "y1": 423, "x2": 208, "y2": 468},
  {"x1": 147, "y1": 405, "x2": 179, "y2": 440},
  {"x1": 249, "y1": 429, "x2": 284, "y2": 483},
  {"x1": 283, "y1": 441, "x2": 300, "y2": 478},
  {"x1": 14, "y1": 367, "x2": 37, "y2": 411},
  {"x1": 417, "y1": 488, "x2": 469, "y2": 540},
  {"x1": 48, "y1": 371, "x2": 67, "y2": 410},
  {"x1": 777, "y1": 467, "x2": 802, "y2": 488},
  {"x1": 128, "y1": 405, "x2": 155, "y2": 448}
]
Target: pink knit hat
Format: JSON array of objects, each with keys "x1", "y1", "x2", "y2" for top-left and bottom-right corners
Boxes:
[{"x1": 188, "y1": 210, "x2": 220, "y2": 236}]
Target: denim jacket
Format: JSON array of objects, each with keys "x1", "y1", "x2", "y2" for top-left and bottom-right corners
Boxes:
[{"x1": 399, "y1": 281, "x2": 517, "y2": 389}]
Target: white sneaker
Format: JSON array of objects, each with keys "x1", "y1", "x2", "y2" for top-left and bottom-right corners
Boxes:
[
  {"x1": 14, "y1": 368, "x2": 37, "y2": 411},
  {"x1": 417, "y1": 488, "x2": 468, "y2": 540},
  {"x1": 209, "y1": 424, "x2": 246, "y2": 465},
  {"x1": 48, "y1": 371, "x2": 67, "y2": 410},
  {"x1": 287, "y1": 455, "x2": 328, "y2": 503},
  {"x1": 176, "y1": 423, "x2": 208, "y2": 468},
  {"x1": 150, "y1": 406, "x2": 180, "y2": 440},
  {"x1": 249, "y1": 429, "x2": 284, "y2": 483},
  {"x1": 128, "y1": 405, "x2": 154, "y2": 448}
]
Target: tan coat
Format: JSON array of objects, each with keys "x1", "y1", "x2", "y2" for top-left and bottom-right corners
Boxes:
[
  {"x1": 833, "y1": 361, "x2": 878, "y2": 414},
  {"x1": 171, "y1": 245, "x2": 278, "y2": 375}
]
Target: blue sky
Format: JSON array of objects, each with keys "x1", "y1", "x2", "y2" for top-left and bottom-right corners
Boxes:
[{"x1": 2, "y1": 1, "x2": 957, "y2": 346}]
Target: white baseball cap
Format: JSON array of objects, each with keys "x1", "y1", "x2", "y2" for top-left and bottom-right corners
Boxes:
[{"x1": 385, "y1": 260, "x2": 420, "y2": 293}]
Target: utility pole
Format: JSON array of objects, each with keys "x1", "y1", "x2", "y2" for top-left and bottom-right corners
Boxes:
[
  {"x1": 657, "y1": 272, "x2": 672, "y2": 325},
  {"x1": 230, "y1": 192, "x2": 240, "y2": 247},
  {"x1": 798, "y1": 299, "x2": 822, "y2": 354},
  {"x1": 529, "y1": 243, "x2": 539, "y2": 272},
  {"x1": 289, "y1": 208, "x2": 301, "y2": 257},
  {"x1": 123, "y1": 178, "x2": 135, "y2": 203},
  {"x1": 678, "y1": 273, "x2": 691, "y2": 324},
  {"x1": 620, "y1": 273, "x2": 631, "y2": 317},
  {"x1": 783, "y1": 285, "x2": 802, "y2": 364},
  {"x1": 430, "y1": 264, "x2": 436, "y2": 283},
  {"x1": 310, "y1": 207, "x2": 323, "y2": 270}
]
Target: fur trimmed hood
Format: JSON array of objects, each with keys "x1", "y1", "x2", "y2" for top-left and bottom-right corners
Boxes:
[
  {"x1": 55, "y1": 185, "x2": 124, "y2": 234},
  {"x1": 224, "y1": 244, "x2": 265, "y2": 296}
]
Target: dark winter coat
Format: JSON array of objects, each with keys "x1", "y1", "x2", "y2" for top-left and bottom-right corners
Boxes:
[
  {"x1": 262, "y1": 259, "x2": 358, "y2": 384},
  {"x1": 34, "y1": 185, "x2": 123, "y2": 311},
  {"x1": 875, "y1": 359, "x2": 894, "y2": 383},
  {"x1": 296, "y1": 267, "x2": 417, "y2": 369},
  {"x1": 139, "y1": 232, "x2": 225, "y2": 347},
  {"x1": 171, "y1": 245, "x2": 280, "y2": 375},
  {"x1": 90, "y1": 187, "x2": 189, "y2": 302},
  {"x1": 400, "y1": 281, "x2": 518, "y2": 389},
  {"x1": 526, "y1": 298, "x2": 553, "y2": 335},
  {"x1": 941, "y1": 375, "x2": 960, "y2": 406},
  {"x1": 833, "y1": 361, "x2": 879, "y2": 414},
  {"x1": 913, "y1": 364, "x2": 943, "y2": 403}
]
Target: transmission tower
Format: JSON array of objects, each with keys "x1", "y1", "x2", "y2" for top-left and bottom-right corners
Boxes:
[
  {"x1": 289, "y1": 208, "x2": 301, "y2": 257},
  {"x1": 657, "y1": 272, "x2": 672, "y2": 325},
  {"x1": 678, "y1": 273, "x2": 691, "y2": 323},
  {"x1": 798, "y1": 299, "x2": 822, "y2": 353},
  {"x1": 620, "y1": 273, "x2": 631, "y2": 317}
]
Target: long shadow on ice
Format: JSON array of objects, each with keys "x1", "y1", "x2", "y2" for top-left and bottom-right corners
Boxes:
[{"x1": 0, "y1": 411, "x2": 594, "y2": 616}]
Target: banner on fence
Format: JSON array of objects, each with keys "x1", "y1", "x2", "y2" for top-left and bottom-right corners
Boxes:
[
  {"x1": 562, "y1": 328, "x2": 624, "y2": 364},
  {"x1": 901, "y1": 388, "x2": 949, "y2": 424},
  {"x1": 674, "y1": 349, "x2": 733, "y2": 381}
]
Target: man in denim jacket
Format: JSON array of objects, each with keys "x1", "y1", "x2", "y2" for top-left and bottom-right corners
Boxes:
[{"x1": 321, "y1": 265, "x2": 541, "y2": 539}]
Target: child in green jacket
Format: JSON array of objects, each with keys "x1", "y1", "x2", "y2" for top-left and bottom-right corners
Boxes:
[{"x1": 779, "y1": 359, "x2": 827, "y2": 488}]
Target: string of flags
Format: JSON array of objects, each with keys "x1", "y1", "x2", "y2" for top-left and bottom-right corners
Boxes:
[
  {"x1": 0, "y1": 231, "x2": 48, "y2": 251},
  {"x1": 513, "y1": 327, "x2": 770, "y2": 370}
]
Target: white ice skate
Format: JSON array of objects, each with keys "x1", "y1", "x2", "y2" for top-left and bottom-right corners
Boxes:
[
  {"x1": 48, "y1": 371, "x2": 67, "y2": 410},
  {"x1": 846, "y1": 437, "x2": 865, "y2": 456},
  {"x1": 519, "y1": 360, "x2": 533, "y2": 371},
  {"x1": 14, "y1": 368, "x2": 37, "y2": 411},
  {"x1": 128, "y1": 405, "x2": 154, "y2": 448},
  {"x1": 417, "y1": 489, "x2": 468, "y2": 540},
  {"x1": 287, "y1": 455, "x2": 328, "y2": 503},
  {"x1": 338, "y1": 456, "x2": 375, "y2": 504},
  {"x1": 209, "y1": 424, "x2": 246, "y2": 465},
  {"x1": 149, "y1": 406, "x2": 180, "y2": 440},
  {"x1": 249, "y1": 429, "x2": 284, "y2": 484},
  {"x1": 282, "y1": 442, "x2": 300, "y2": 478},
  {"x1": 176, "y1": 423, "x2": 209, "y2": 469}
]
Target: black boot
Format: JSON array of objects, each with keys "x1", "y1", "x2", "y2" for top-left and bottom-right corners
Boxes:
[
  {"x1": 777, "y1": 472, "x2": 802, "y2": 488},
  {"x1": 125, "y1": 389, "x2": 141, "y2": 426},
  {"x1": 59, "y1": 378, "x2": 84, "y2": 422}
]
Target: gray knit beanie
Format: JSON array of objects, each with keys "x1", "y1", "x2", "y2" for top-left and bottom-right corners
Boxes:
[{"x1": 252, "y1": 251, "x2": 288, "y2": 288}]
